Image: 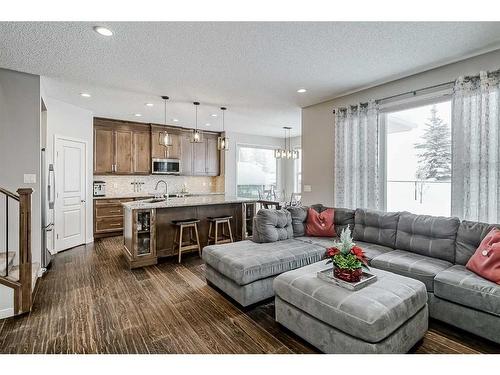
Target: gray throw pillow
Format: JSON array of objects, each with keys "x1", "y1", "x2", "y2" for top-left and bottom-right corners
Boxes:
[{"x1": 252, "y1": 209, "x2": 293, "y2": 243}]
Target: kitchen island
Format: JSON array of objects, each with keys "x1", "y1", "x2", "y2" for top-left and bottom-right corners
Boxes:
[{"x1": 122, "y1": 195, "x2": 258, "y2": 268}]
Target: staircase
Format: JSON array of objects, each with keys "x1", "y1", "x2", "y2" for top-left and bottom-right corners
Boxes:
[{"x1": 0, "y1": 187, "x2": 33, "y2": 316}]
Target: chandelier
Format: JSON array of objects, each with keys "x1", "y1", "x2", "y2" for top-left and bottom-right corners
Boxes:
[{"x1": 275, "y1": 126, "x2": 298, "y2": 159}]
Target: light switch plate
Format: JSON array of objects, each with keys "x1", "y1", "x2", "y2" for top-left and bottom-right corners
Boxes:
[
  {"x1": 303, "y1": 185, "x2": 312, "y2": 192},
  {"x1": 23, "y1": 174, "x2": 36, "y2": 184}
]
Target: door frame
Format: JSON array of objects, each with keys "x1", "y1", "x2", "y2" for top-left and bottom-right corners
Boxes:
[{"x1": 53, "y1": 134, "x2": 88, "y2": 253}]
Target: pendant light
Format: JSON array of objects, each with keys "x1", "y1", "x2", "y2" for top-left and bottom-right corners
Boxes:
[
  {"x1": 191, "y1": 101, "x2": 203, "y2": 143},
  {"x1": 158, "y1": 95, "x2": 173, "y2": 147},
  {"x1": 275, "y1": 126, "x2": 298, "y2": 159},
  {"x1": 217, "y1": 106, "x2": 229, "y2": 151}
]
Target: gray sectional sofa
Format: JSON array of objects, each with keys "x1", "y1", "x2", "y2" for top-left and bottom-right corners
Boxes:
[{"x1": 202, "y1": 205, "x2": 500, "y2": 345}]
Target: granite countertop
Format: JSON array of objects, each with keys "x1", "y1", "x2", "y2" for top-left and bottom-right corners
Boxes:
[
  {"x1": 93, "y1": 192, "x2": 225, "y2": 200},
  {"x1": 122, "y1": 195, "x2": 257, "y2": 209}
]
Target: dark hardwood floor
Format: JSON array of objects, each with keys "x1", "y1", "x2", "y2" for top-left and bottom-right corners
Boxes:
[{"x1": 0, "y1": 236, "x2": 498, "y2": 354}]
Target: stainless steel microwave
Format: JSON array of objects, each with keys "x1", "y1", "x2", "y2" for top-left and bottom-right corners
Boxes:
[{"x1": 152, "y1": 158, "x2": 181, "y2": 175}]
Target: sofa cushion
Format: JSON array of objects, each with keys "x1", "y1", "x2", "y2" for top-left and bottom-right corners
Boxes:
[
  {"x1": 456, "y1": 220, "x2": 500, "y2": 265},
  {"x1": 294, "y1": 236, "x2": 337, "y2": 249},
  {"x1": 333, "y1": 207, "x2": 355, "y2": 236},
  {"x1": 395, "y1": 212, "x2": 459, "y2": 263},
  {"x1": 371, "y1": 250, "x2": 452, "y2": 291},
  {"x1": 353, "y1": 209, "x2": 399, "y2": 248},
  {"x1": 434, "y1": 265, "x2": 500, "y2": 316},
  {"x1": 273, "y1": 260, "x2": 428, "y2": 343},
  {"x1": 355, "y1": 241, "x2": 393, "y2": 263},
  {"x1": 252, "y1": 209, "x2": 293, "y2": 243},
  {"x1": 287, "y1": 206, "x2": 308, "y2": 237},
  {"x1": 202, "y1": 239, "x2": 325, "y2": 285}
]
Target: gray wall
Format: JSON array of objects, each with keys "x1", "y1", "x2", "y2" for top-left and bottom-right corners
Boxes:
[
  {"x1": 301, "y1": 48, "x2": 500, "y2": 206},
  {"x1": 0, "y1": 68, "x2": 41, "y2": 316}
]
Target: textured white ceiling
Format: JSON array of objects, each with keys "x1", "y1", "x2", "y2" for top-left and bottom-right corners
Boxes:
[{"x1": 1, "y1": 22, "x2": 500, "y2": 136}]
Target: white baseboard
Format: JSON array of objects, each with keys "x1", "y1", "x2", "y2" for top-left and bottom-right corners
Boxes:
[
  {"x1": 86, "y1": 237, "x2": 94, "y2": 244},
  {"x1": 0, "y1": 307, "x2": 14, "y2": 320}
]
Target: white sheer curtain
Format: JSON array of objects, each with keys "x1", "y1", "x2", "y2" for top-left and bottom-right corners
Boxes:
[
  {"x1": 334, "y1": 100, "x2": 381, "y2": 209},
  {"x1": 451, "y1": 70, "x2": 500, "y2": 223}
]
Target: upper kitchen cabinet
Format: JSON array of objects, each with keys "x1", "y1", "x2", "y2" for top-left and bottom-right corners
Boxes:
[
  {"x1": 93, "y1": 118, "x2": 151, "y2": 175},
  {"x1": 132, "y1": 129, "x2": 151, "y2": 174},
  {"x1": 94, "y1": 126, "x2": 114, "y2": 174},
  {"x1": 180, "y1": 132, "x2": 193, "y2": 176},
  {"x1": 188, "y1": 131, "x2": 220, "y2": 177},
  {"x1": 151, "y1": 125, "x2": 181, "y2": 160}
]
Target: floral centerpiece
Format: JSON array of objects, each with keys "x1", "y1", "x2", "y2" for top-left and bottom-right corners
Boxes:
[{"x1": 325, "y1": 227, "x2": 369, "y2": 282}]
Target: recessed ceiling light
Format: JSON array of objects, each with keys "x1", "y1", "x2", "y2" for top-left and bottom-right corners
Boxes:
[
  {"x1": 205, "y1": 123, "x2": 211, "y2": 127},
  {"x1": 80, "y1": 93, "x2": 91, "y2": 98},
  {"x1": 211, "y1": 114, "x2": 217, "y2": 117},
  {"x1": 93, "y1": 26, "x2": 113, "y2": 37},
  {"x1": 145, "y1": 103, "x2": 154, "y2": 107},
  {"x1": 297, "y1": 88, "x2": 307, "y2": 93},
  {"x1": 172, "y1": 118, "x2": 179, "y2": 122},
  {"x1": 134, "y1": 113, "x2": 142, "y2": 117}
]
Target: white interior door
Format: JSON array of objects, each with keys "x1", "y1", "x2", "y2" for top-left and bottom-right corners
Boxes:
[{"x1": 55, "y1": 137, "x2": 86, "y2": 252}]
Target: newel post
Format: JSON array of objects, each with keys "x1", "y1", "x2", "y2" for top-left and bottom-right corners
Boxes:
[{"x1": 17, "y1": 188, "x2": 33, "y2": 314}]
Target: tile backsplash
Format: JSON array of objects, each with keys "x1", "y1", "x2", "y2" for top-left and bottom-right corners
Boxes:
[{"x1": 94, "y1": 175, "x2": 225, "y2": 197}]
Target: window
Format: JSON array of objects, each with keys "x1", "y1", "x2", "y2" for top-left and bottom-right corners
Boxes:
[
  {"x1": 385, "y1": 100, "x2": 452, "y2": 216},
  {"x1": 237, "y1": 146, "x2": 277, "y2": 198},
  {"x1": 294, "y1": 148, "x2": 302, "y2": 193}
]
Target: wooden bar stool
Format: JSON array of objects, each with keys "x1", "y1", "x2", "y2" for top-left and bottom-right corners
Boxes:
[
  {"x1": 172, "y1": 218, "x2": 201, "y2": 263},
  {"x1": 207, "y1": 216, "x2": 234, "y2": 246}
]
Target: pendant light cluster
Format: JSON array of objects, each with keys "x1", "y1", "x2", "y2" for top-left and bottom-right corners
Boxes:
[
  {"x1": 158, "y1": 96, "x2": 173, "y2": 149},
  {"x1": 217, "y1": 107, "x2": 229, "y2": 151},
  {"x1": 275, "y1": 126, "x2": 298, "y2": 159},
  {"x1": 157, "y1": 97, "x2": 230, "y2": 150}
]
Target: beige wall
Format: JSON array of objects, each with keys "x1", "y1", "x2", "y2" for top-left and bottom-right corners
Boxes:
[{"x1": 301, "y1": 48, "x2": 500, "y2": 206}]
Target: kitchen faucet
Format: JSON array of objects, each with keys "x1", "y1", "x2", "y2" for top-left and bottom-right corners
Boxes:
[{"x1": 155, "y1": 180, "x2": 169, "y2": 200}]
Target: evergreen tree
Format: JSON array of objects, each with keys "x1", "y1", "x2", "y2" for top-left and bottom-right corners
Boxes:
[{"x1": 414, "y1": 105, "x2": 451, "y2": 181}]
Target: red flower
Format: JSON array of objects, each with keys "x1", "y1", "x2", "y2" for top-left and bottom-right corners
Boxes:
[
  {"x1": 351, "y1": 246, "x2": 368, "y2": 265},
  {"x1": 326, "y1": 247, "x2": 340, "y2": 258}
]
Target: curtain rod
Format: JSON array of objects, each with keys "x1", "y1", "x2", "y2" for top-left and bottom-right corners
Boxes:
[{"x1": 332, "y1": 80, "x2": 455, "y2": 114}]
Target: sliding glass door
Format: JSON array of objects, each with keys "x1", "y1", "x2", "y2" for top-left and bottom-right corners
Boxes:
[{"x1": 385, "y1": 100, "x2": 452, "y2": 216}]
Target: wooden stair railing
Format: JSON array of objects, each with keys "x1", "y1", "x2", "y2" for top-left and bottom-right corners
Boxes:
[{"x1": 0, "y1": 187, "x2": 33, "y2": 316}]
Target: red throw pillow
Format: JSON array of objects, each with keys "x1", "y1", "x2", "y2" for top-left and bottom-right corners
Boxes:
[
  {"x1": 305, "y1": 207, "x2": 335, "y2": 237},
  {"x1": 466, "y1": 228, "x2": 500, "y2": 284}
]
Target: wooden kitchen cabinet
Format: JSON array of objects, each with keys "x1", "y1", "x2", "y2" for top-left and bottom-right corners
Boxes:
[
  {"x1": 180, "y1": 132, "x2": 193, "y2": 175},
  {"x1": 191, "y1": 132, "x2": 220, "y2": 176},
  {"x1": 206, "y1": 133, "x2": 220, "y2": 176},
  {"x1": 151, "y1": 125, "x2": 181, "y2": 160},
  {"x1": 93, "y1": 117, "x2": 220, "y2": 177},
  {"x1": 94, "y1": 118, "x2": 151, "y2": 175},
  {"x1": 94, "y1": 127, "x2": 114, "y2": 174},
  {"x1": 193, "y1": 139, "x2": 207, "y2": 175},
  {"x1": 133, "y1": 130, "x2": 151, "y2": 174},
  {"x1": 94, "y1": 198, "x2": 134, "y2": 238},
  {"x1": 115, "y1": 129, "x2": 133, "y2": 174}
]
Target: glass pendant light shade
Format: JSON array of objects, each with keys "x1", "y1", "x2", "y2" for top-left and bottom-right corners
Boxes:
[
  {"x1": 292, "y1": 149, "x2": 299, "y2": 159},
  {"x1": 274, "y1": 149, "x2": 282, "y2": 159},
  {"x1": 159, "y1": 95, "x2": 173, "y2": 147},
  {"x1": 191, "y1": 101, "x2": 203, "y2": 143},
  {"x1": 159, "y1": 132, "x2": 173, "y2": 147},
  {"x1": 217, "y1": 107, "x2": 230, "y2": 151}
]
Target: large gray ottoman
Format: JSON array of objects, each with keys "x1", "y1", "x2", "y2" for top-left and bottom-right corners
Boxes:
[{"x1": 274, "y1": 261, "x2": 428, "y2": 353}]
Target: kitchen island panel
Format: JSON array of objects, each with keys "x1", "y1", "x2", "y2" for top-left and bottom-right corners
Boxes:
[{"x1": 155, "y1": 203, "x2": 243, "y2": 258}]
